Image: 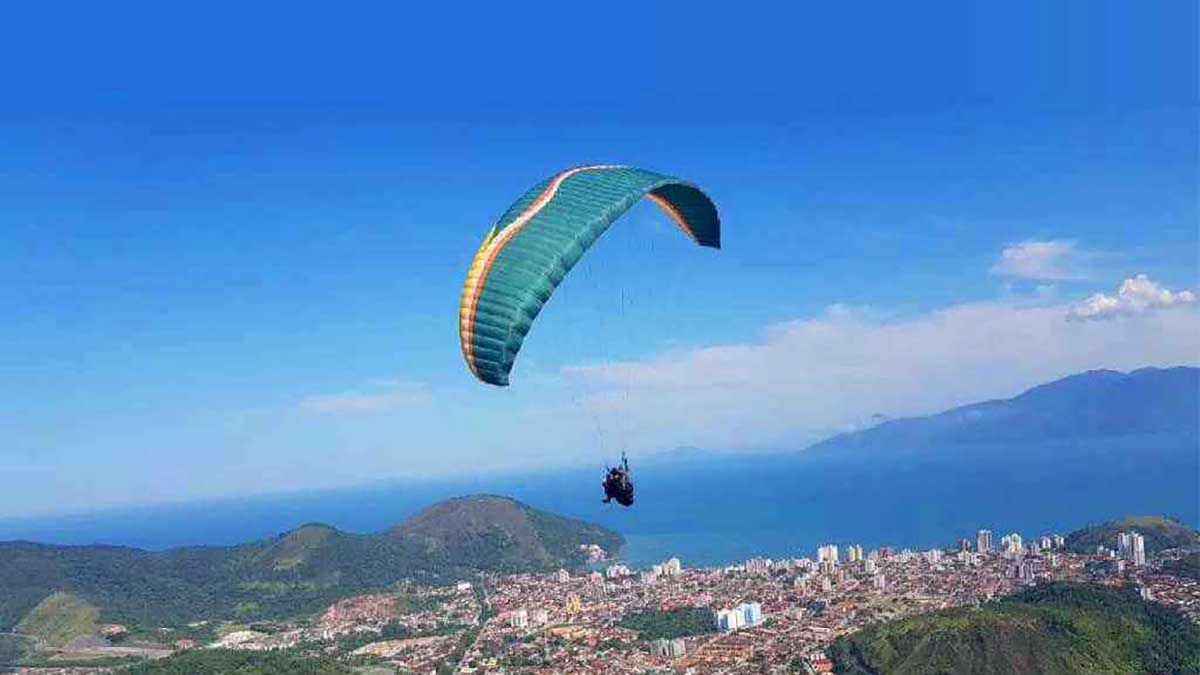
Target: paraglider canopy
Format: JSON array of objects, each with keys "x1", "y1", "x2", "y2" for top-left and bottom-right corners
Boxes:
[{"x1": 458, "y1": 164, "x2": 720, "y2": 387}]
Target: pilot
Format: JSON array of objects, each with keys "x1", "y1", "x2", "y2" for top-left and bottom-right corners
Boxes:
[{"x1": 602, "y1": 453, "x2": 635, "y2": 507}]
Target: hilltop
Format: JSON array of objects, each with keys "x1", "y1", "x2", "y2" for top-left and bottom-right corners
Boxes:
[
  {"x1": 392, "y1": 495, "x2": 621, "y2": 571},
  {"x1": 829, "y1": 583, "x2": 1200, "y2": 675},
  {"x1": 0, "y1": 495, "x2": 621, "y2": 632},
  {"x1": 808, "y1": 366, "x2": 1198, "y2": 455},
  {"x1": 1065, "y1": 515, "x2": 1200, "y2": 554}
]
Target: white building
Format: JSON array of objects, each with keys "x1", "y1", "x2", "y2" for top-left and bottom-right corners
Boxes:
[
  {"x1": 663, "y1": 557, "x2": 683, "y2": 576},
  {"x1": 605, "y1": 564, "x2": 631, "y2": 579},
  {"x1": 817, "y1": 544, "x2": 839, "y2": 564},
  {"x1": 508, "y1": 609, "x2": 528, "y2": 628},
  {"x1": 1118, "y1": 531, "x2": 1146, "y2": 566},
  {"x1": 977, "y1": 529, "x2": 993, "y2": 555}
]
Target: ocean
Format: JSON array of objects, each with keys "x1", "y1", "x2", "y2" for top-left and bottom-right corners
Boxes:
[{"x1": 1, "y1": 437, "x2": 1196, "y2": 569}]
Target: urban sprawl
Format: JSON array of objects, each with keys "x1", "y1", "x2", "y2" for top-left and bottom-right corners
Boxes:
[{"x1": 14, "y1": 527, "x2": 1198, "y2": 675}]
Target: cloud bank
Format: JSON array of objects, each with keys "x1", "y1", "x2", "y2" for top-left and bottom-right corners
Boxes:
[{"x1": 556, "y1": 296, "x2": 1199, "y2": 453}]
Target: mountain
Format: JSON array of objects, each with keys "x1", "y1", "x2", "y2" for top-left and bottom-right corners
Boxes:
[
  {"x1": 829, "y1": 583, "x2": 1200, "y2": 675},
  {"x1": 808, "y1": 366, "x2": 1199, "y2": 455},
  {"x1": 0, "y1": 495, "x2": 621, "y2": 631},
  {"x1": 1065, "y1": 515, "x2": 1200, "y2": 555},
  {"x1": 392, "y1": 494, "x2": 621, "y2": 571}
]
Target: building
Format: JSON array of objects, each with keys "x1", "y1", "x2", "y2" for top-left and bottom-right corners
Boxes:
[
  {"x1": 715, "y1": 608, "x2": 742, "y2": 633},
  {"x1": 508, "y1": 609, "x2": 528, "y2": 628},
  {"x1": 651, "y1": 637, "x2": 687, "y2": 658},
  {"x1": 740, "y1": 602, "x2": 763, "y2": 627},
  {"x1": 1001, "y1": 533, "x2": 1023, "y2": 558},
  {"x1": 977, "y1": 529, "x2": 993, "y2": 555},
  {"x1": 564, "y1": 594, "x2": 581, "y2": 615},
  {"x1": 925, "y1": 549, "x2": 942, "y2": 563},
  {"x1": 554, "y1": 569, "x2": 570, "y2": 583},
  {"x1": 1118, "y1": 531, "x2": 1146, "y2": 566},
  {"x1": 817, "y1": 544, "x2": 839, "y2": 564},
  {"x1": 872, "y1": 573, "x2": 886, "y2": 591},
  {"x1": 746, "y1": 557, "x2": 772, "y2": 575},
  {"x1": 663, "y1": 557, "x2": 683, "y2": 576},
  {"x1": 715, "y1": 603, "x2": 762, "y2": 632},
  {"x1": 864, "y1": 558, "x2": 877, "y2": 574},
  {"x1": 606, "y1": 563, "x2": 631, "y2": 579}
]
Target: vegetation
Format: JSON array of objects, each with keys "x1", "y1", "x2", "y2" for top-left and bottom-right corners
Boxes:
[
  {"x1": 123, "y1": 649, "x2": 354, "y2": 674},
  {"x1": 13, "y1": 592, "x2": 99, "y2": 648},
  {"x1": 618, "y1": 607, "x2": 716, "y2": 641},
  {"x1": 0, "y1": 495, "x2": 620, "y2": 630},
  {"x1": 0, "y1": 634, "x2": 30, "y2": 666},
  {"x1": 829, "y1": 582, "x2": 1200, "y2": 675},
  {"x1": 1065, "y1": 515, "x2": 1200, "y2": 554},
  {"x1": 1163, "y1": 552, "x2": 1200, "y2": 580}
]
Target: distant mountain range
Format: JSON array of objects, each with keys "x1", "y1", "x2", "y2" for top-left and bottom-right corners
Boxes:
[
  {"x1": 807, "y1": 366, "x2": 1198, "y2": 455},
  {"x1": 0, "y1": 495, "x2": 621, "y2": 631}
]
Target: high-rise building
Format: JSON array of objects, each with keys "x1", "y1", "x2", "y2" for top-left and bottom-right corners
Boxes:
[
  {"x1": 1001, "y1": 533, "x2": 1023, "y2": 557},
  {"x1": 1117, "y1": 531, "x2": 1145, "y2": 565},
  {"x1": 872, "y1": 573, "x2": 886, "y2": 591},
  {"x1": 864, "y1": 559, "x2": 877, "y2": 574},
  {"x1": 959, "y1": 538, "x2": 971, "y2": 552},
  {"x1": 715, "y1": 608, "x2": 742, "y2": 633},
  {"x1": 663, "y1": 558, "x2": 683, "y2": 576},
  {"x1": 977, "y1": 529, "x2": 993, "y2": 555},
  {"x1": 651, "y1": 638, "x2": 688, "y2": 657},
  {"x1": 606, "y1": 564, "x2": 631, "y2": 579},
  {"x1": 817, "y1": 544, "x2": 839, "y2": 564},
  {"x1": 739, "y1": 602, "x2": 763, "y2": 627},
  {"x1": 555, "y1": 569, "x2": 570, "y2": 583}
]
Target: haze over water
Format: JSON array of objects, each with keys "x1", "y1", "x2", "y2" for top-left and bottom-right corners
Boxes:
[{"x1": 3, "y1": 436, "x2": 1195, "y2": 569}]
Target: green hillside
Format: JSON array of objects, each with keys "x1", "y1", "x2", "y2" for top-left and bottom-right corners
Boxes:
[
  {"x1": 1065, "y1": 515, "x2": 1200, "y2": 554},
  {"x1": 14, "y1": 592, "x2": 99, "y2": 649},
  {"x1": 829, "y1": 583, "x2": 1200, "y2": 675},
  {"x1": 0, "y1": 495, "x2": 622, "y2": 631},
  {"x1": 124, "y1": 649, "x2": 353, "y2": 674}
]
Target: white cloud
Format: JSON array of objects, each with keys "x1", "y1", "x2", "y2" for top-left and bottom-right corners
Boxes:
[
  {"x1": 991, "y1": 240, "x2": 1092, "y2": 280},
  {"x1": 1069, "y1": 274, "x2": 1197, "y2": 320},
  {"x1": 554, "y1": 298, "x2": 1199, "y2": 453},
  {"x1": 299, "y1": 381, "x2": 432, "y2": 415}
]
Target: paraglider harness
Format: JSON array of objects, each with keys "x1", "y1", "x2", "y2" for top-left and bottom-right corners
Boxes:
[{"x1": 602, "y1": 452, "x2": 635, "y2": 507}]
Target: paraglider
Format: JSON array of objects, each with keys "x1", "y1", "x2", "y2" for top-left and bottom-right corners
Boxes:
[
  {"x1": 602, "y1": 452, "x2": 635, "y2": 507},
  {"x1": 458, "y1": 164, "x2": 721, "y2": 387},
  {"x1": 457, "y1": 165, "x2": 721, "y2": 508}
]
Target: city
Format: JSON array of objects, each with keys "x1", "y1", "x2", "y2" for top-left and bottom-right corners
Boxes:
[{"x1": 17, "y1": 525, "x2": 1188, "y2": 675}]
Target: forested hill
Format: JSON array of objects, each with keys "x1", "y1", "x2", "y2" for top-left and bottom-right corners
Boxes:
[
  {"x1": 1064, "y1": 515, "x2": 1200, "y2": 554},
  {"x1": 0, "y1": 495, "x2": 621, "y2": 630},
  {"x1": 829, "y1": 583, "x2": 1200, "y2": 675}
]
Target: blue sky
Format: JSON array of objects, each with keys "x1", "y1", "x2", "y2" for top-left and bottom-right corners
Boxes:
[{"x1": 2, "y1": 2, "x2": 1197, "y2": 516}]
